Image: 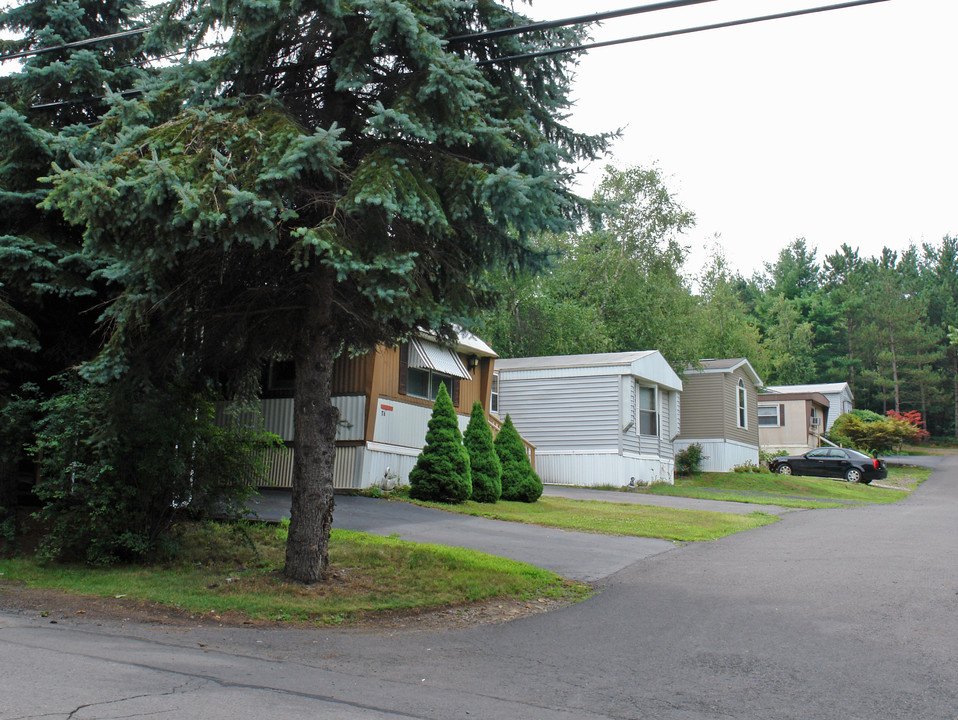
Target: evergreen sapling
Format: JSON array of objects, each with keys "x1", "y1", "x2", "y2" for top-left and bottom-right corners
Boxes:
[
  {"x1": 409, "y1": 383, "x2": 471, "y2": 503},
  {"x1": 463, "y1": 401, "x2": 501, "y2": 503},
  {"x1": 494, "y1": 414, "x2": 543, "y2": 503}
]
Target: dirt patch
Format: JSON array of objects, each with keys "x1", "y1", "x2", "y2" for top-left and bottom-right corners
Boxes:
[{"x1": 0, "y1": 581, "x2": 579, "y2": 633}]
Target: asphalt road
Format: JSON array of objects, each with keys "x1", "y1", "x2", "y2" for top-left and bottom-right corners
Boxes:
[{"x1": 2, "y1": 458, "x2": 956, "y2": 719}]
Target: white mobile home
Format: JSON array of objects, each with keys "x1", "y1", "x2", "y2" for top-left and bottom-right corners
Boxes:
[{"x1": 494, "y1": 351, "x2": 682, "y2": 486}]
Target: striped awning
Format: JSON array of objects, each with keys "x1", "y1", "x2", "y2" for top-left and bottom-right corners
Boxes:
[{"x1": 409, "y1": 337, "x2": 470, "y2": 379}]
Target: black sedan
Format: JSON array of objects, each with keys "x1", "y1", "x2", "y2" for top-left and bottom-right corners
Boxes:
[{"x1": 769, "y1": 447, "x2": 887, "y2": 484}]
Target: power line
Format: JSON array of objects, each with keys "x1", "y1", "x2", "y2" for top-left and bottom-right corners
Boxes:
[
  {"x1": 18, "y1": 0, "x2": 890, "y2": 111},
  {"x1": 476, "y1": 0, "x2": 891, "y2": 66},
  {"x1": 0, "y1": 27, "x2": 150, "y2": 63},
  {"x1": 446, "y1": 0, "x2": 720, "y2": 43}
]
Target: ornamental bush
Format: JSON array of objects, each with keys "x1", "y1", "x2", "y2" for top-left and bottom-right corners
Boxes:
[
  {"x1": 494, "y1": 414, "x2": 542, "y2": 503},
  {"x1": 409, "y1": 383, "x2": 472, "y2": 503},
  {"x1": 463, "y1": 402, "x2": 501, "y2": 503},
  {"x1": 828, "y1": 412, "x2": 920, "y2": 455},
  {"x1": 675, "y1": 443, "x2": 705, "y2": 476}
]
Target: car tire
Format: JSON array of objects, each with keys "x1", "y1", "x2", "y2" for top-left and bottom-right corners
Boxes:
[
  {"x1": 776, "y1": 464, "x2": 792, "y2": 475},
  {"x1": 844, "y1": 468, "x2": 863, "y2": 483}
]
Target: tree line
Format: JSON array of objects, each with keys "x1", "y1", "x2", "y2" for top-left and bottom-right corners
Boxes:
[{"x1": 479, "y1": 166, "x2": 958, "y2": 439}]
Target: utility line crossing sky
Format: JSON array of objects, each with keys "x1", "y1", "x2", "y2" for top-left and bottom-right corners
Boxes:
[{"x1": 538, "y1": 0, "x2": 957, "y2": 279}]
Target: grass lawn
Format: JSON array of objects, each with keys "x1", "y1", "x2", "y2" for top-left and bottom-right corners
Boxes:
[
  {"x1": 632, "y1": 465, "x2": 931, "y2": 508},
  {"x1": 399, "y1": 496, "x2": 777, "y2": 542},
  {"x1": 0, "y1": 521, "x2": 585, "y2": 626}
]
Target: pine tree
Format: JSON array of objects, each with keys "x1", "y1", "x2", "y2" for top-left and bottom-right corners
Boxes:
[
  {"x1": 494, "y1": 415, "x2": 542, "y2": 503},
  {"x1": 408, "y1": 384, "x2": 471, "y2": 504},
  {"x1": 463, "y1": 401, "x2": 501, "y2": 503},
  {"x1": 41, "y1": 1, "x2": 609, "y2": 581},
  {"x1": 0, "y1": 0, "x2": 159, "y2": 534}
]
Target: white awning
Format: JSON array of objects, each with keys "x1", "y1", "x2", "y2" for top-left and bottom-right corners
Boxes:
[{"x1": 409, "y1": 338, "x2": 470, "y2": 379}]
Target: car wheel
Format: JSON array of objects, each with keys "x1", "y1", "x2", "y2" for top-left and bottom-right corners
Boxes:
[
  {"x1": 844, "y1": 468, "x2": 863, "y2": 483},
  {"x1": 776, "y1": 464, "x2": 792, "y2": 475}
]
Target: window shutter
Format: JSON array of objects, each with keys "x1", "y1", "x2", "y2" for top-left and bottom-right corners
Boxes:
[
  {"x1": 452, "y1": 378, "x2": 461, "y2": 407},
  {"x1": 399, "y1": 343, "x2": 409, "y2": 395},
  {"x1": 779, "y1": 404, "x2": 785, "y2": 425}
]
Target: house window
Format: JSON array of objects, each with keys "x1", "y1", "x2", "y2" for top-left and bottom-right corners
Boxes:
[
  {"x1": 490, "y1": 372, "x2": 499, "y2": 414},
  {"x1": 758, "y1": 405, "x2": 781, "y2": 427},
  {"x1": 407, "y1": 367, "x2": 455, "y2": 401},
  {"x1": 639, "y1": 386, "x2": 657, "y2": 436},
  {"x1": 737, "y1": 379, "x2": 747, "y2": 429}
]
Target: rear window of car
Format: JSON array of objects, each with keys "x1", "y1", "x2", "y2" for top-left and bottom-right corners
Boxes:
[{"x1": 845, "y1": 449, "x2": 870, "y2": 460}]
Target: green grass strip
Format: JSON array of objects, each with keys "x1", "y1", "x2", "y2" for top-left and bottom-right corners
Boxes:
[
  {"x1": 0, "y1": 524, "x2": 585, "y2": 625},
  {"x1": 405, "y1": 497, "x2": 778, "y2": 542}
]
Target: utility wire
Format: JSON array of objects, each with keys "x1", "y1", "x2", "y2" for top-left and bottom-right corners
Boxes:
[
  {"x1": 476, "y1": 0, "x2": 891, "y2": 66},
  {"x1": 0, "y1": 27, "x2": 150, "y2": 62},
  {"x1": 446, "y1": 0, "x2": 720, "y2": 43},
  {"x1": 20, "y1": 0, "x2": 890, "y2": 110}
]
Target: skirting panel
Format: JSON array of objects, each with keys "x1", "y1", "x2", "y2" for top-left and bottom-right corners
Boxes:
[{"x1": 535, "y1": 453, "x2": 674, "y2": 487}]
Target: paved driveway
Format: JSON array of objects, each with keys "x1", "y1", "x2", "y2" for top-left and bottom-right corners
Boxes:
[{"x1": 248, "y1": 485, "x2": 786, "y2": 583}]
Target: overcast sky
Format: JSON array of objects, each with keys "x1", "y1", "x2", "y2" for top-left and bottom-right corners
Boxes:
[{"x1": 534, "y1": 0, "x2": 957, "y2": 280}]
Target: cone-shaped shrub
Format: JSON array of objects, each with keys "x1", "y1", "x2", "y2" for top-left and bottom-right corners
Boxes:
[
  {"x1": 463, "y1": 402, "x2": 502, "y2": 503},
  {"x1": 409, "y1": 383, "x2": 472, "y2": 503},
  {"x1": 494, "y1": 414, "x2": 543, "y2": 503}
]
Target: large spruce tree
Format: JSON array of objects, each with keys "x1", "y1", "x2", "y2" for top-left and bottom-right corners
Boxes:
[
  {"x1": 41, "y1": 1, "x2": 610, "y2": 581},
  {"x1": 0, "y1": 0, "x2": 157, "y2": 532}
]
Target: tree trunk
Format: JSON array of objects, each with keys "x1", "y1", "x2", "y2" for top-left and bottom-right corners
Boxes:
[
  {"x1": 284, "y1": 275, "x2": 340, "y2": 583},
  {"x1": 953, "y1": 350, "x2": 958, "y2": 440},
  {"x1": 889, "y1": 326, "x2": 901, "y2": 413},
  {"x1": 0, "y1": 458, "x2": 19, "y2": 539}
]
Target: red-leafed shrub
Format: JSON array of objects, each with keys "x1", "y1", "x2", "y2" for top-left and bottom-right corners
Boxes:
[{"x1": 885, "y1": 410, "x2": 931, "y2": 443}]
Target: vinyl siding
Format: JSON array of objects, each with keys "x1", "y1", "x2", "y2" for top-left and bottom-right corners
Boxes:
[
  {"x1": 725, "y1": 367, "x2": 759, "y2": 446},
  {"x1": 677, "y1": 373, "x2": 725, "y2": 438},
  {"x1": 498, "y1": 374, "x2": 620, "y2": 451}
]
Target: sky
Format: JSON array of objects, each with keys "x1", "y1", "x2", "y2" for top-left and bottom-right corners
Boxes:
[{"x1": 532, "y1": 0, "x2": 958, "y2": 280}]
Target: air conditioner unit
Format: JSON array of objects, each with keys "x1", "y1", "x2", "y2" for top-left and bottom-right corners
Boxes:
[{"x1": 810, "y1": 417, "x2": 821, "y2": 427}]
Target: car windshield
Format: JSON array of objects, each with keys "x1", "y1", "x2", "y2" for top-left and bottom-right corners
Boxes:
[{"x1": 844, "y1": 449, "x2": 871, "y2": 460}]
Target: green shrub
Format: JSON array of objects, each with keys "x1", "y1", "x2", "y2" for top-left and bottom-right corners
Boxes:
[
  {"x1": 494, "y1": 415, "x2": 542, "y2": 503},
  {"x1": 463, "y1": 402, "x2": 501, "y2": 503},
  {"x1": 31, "y1": 377, "x2": 268, "y2": 565},
  {"x1": 675, "y1": 443, "x2": 705, "y2": 476},
  {"x1": 759, "y1": 447, "x2": 788, "y2": 467},
  {"x1": 829, "y1": 412, "x2": 920, "y2": 455},
  {"x1": 408, "y1": 383, "x2": 472, "y2": 503}
]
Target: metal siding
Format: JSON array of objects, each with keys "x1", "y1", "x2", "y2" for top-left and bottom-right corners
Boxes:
[
  {"x1": 536, "y1": 452, "x2": 674, "y2": 486},
  {"x1": 674, "y1": 438, "x2": 759, "y2": 472},
  {"x1": 234, "y1": 397, "x2": 365, "y2": 442},
  {"x1": 333, "y1": 395, "x2": 367, "y2": 441},
  {"x1": 253, "y1": 443, "x2": 361, "y2": 489},
  {"x1": 659, "y1": 389, "x2": 673, "y2": 460},
  {"x1": 372, "y1": 397, "x2": 469, "y2": 448},
  {"x1": 499, "y1": 375, "x2": 620, "y2": 450},
  {"x1": 622, "y1": 379, "x2": 640, "y2": 454}
]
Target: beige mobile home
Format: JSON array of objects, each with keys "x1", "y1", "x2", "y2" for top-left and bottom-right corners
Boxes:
[
  {"x1": 765, "y1": 382, "x2": 853, "y2": 431},
  {"x1": 494, "y1": 351, "x2": 682, "y2": 486},
  {"x1": 757, "y1": 391, "x2": 830, "y2": 454},
  {"x1": 675, "y1": 358, "x2": 762, "y2": 472}
]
